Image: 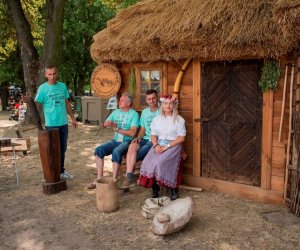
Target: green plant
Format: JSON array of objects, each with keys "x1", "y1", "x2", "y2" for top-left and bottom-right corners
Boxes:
[{"x1": 258, "y1": 59, "x2": 281, "y2": 92}]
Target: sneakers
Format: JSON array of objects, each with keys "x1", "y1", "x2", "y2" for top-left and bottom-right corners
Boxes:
[
  {"x1": 60, "y1": 171, "x2": 74, "y2": 179},
  {"x1": 119, "y1": 178, "x2": 136, "y2": 190}
]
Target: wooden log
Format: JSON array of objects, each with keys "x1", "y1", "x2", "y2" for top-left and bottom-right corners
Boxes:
[
  {"x1": 179, "y1": 185, "x2": 203, "y2": 192},
  {"x1": 42, "y1": 179, "x2": 67, "y2": 194},
  {"x1": 38, "y1": 129, "x2": 61, "y2": 183},
  {"x1": 96, "y1": 177, "x2": 119, "y2": 212}
]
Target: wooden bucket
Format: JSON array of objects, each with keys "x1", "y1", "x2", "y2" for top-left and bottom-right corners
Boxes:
[
  {"x1": 96, "y1": 177, "x2": 119, "y2": 212},
  {"x1": 38, "y1": 129, "x2": 61, "y2": 183}
]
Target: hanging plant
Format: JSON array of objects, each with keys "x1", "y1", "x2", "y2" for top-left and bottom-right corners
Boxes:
[
  {"x1": 258, "y1": 59, "x2": 281, "y2": 92},
  {"x1": 128, "y1": 66, "x2": 136, "y2": 95}
]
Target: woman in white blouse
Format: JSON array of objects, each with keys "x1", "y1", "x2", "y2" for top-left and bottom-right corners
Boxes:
[{"x1": 138, "y1": 95, "x2": 186, "y2": 200}]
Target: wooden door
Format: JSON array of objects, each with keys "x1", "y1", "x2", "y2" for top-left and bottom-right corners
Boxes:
[{"x1": 201, "y1": 60, "x2": 262, "y2": 186}]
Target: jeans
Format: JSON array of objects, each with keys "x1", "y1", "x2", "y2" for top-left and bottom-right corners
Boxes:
[
  {"x1": 137, "y1": 139, "x2": 153, "y2": 161},
  {"x1": 46, "y1": 124, "x2": 68, "y2": 174},
  {"x1": 95, "y1": 140, "x2": 130, "y2": 164}
]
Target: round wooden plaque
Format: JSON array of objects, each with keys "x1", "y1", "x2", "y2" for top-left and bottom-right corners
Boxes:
[{"x1": 91, "y1": 64, "x2": 121, "y2": 99}]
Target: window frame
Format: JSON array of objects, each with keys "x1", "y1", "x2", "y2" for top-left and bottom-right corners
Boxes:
[{"x1": 134, "y1": 63, "x2": 167, "y2": 111}]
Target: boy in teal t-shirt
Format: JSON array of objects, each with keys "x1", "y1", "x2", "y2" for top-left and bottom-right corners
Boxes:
[
  {"x1": 35, "y1": 65, "x2": 78, "y2": 179},
  {"x1": 87, "y1": 93, "x2": 139, "y2": 189}
]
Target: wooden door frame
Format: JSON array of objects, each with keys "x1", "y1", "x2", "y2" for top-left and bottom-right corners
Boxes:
[
  {"x1": 261, "y1": 91, "x2": 273, "y2": 190},
  {"x1": 193, "y1": 59, "x2": 201, "y2": 177}
]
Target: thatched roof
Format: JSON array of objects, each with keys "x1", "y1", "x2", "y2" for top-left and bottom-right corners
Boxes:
[{"x1": 91, "y1": 0, "x2": 300, "y2": 63}]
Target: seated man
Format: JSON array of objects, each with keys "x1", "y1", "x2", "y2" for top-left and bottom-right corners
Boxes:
[
  {"x1": 87, "y1": 92, "x2": 139, "y2": 189},
  {"x1": 120, "y1": 89, "x2": 159, "y2": 189}
]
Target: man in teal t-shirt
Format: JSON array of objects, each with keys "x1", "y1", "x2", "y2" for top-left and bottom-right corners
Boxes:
[
  {"x1": 35, "y1": 65, "x2": 78, "y2": 179},
  {"x1": 86, "y1": 92, "x2": 139, "y2": 189},
  {"x1": 120, "y1": 89, "x2": 159, "y2": 189}
]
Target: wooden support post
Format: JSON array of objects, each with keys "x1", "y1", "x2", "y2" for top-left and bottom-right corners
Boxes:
[
  {"x1": 284, "y1": 64, "x2": 295, "y2": 201},
  {"x1": 278, "y1": 64, "x2": 289, "y2": 142},
  {"x1": 38, "y1": 129, "x2": 67, "y2": 194}
]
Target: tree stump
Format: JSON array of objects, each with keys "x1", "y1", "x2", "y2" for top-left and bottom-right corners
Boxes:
[
  {"x1": 42, "y1": 179, "x2": 67, "y2": 195},
  {"x1": 96, "y1": 177, "x2": 119, "y2": 212},
  {"x1": 38, "y1": 129, "x2": 66, "y2": 194}
]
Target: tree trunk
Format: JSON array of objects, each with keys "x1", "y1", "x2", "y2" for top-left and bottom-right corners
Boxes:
[
  {"x1": 77, "y1": 73, "x2": 85, "y2": 96},
  {"x1": 38, "y1": 0, "x2": 67, "y2": 84},
  {"x1": 5, "y1": 0, "x2": 39, "y2": 124},
  {"x1": 5, "y1": 0, "x2": 39, "y2": 98}
]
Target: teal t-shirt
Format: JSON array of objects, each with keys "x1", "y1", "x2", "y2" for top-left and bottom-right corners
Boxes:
[
  {"x1": 140, "y1": 107, "x2": 160, "y2": 140},
  {"x1": 35, "y1": 81, "x2": 70, "y2": 126},
  {"x1": 106, "y1": 108, "x2": 139, "y2": 142}
]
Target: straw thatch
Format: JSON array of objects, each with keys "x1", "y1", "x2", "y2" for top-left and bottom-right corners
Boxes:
[{"x1": 91, "y1": 0, "x2": 300, "y2": 63}]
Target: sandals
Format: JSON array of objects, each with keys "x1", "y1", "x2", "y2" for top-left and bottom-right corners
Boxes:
[{"x1": 86, "y1": 181, "x2": 97, "y2": 189}]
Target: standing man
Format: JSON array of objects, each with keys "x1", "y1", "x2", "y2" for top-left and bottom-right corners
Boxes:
[
  {"x1": 35, "y1": 65, "x2": 78, "y2": 179},
  {"x1": 86, "y1": 92, "x2": 139, "y2": 189},
  {"x1": 120, "y1": 89, "x2": 159, "y2": 189}
]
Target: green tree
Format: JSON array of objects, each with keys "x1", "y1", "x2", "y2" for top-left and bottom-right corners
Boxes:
[
  {"x1": 59, "y1": 0, "x2": 115, "y2": 95},
  {"x1": 59, "y1": 0, "x2": 139, "y2": 95}
]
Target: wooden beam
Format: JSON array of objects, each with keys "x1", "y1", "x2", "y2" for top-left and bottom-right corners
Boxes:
[
  {"x1": 183, "y1": 174, "x2": 283, "y2": 204},
  {"x1": 193, "y1": 59, "x2": 201, "y2": 177},
  {"x1": 261, "y1": 91, "x2": 273, "y2": 189}
]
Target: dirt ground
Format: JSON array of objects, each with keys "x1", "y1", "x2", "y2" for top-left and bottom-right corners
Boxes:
[{"x1": 1, "y1": 110, "x2": 300, "y2": 250}]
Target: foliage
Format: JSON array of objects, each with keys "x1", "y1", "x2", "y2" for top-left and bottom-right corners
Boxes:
[
  {"x1": 0, "y1": 0, "x2": 45, "y2": 64},
  {"x1": 0, "y1": 1, "x2": 16, "y2": 62},
  {"x1": 258, "y1": 59, "x2": 281, "y2": 92},
  {"x1": 102, "y1": 0, "x2": 139, "y2": 10},
  {"x1": 59, "y1": 0, "x2": 116, "y2": 94},
  {"x1": 0, "y1": 51, "x2": 23, "y2": 86}
]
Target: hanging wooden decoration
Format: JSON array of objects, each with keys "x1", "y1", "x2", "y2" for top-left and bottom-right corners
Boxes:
[
  {"x1": 90, "y1": 64, "x2": 121, "y2": 99},
  {"x1": 129, "y1": 66, "x2": 136, "y2": 95}
]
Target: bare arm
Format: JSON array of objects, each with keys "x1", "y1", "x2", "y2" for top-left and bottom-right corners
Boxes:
[
  {"x1": 65, "y1": 99, "x2": 78, "y2": 128},
  {"x1": 131, "y1": 127, "x2": 146, "y2": 143},
  {"x1": 35, "y1": 101, "x2": 42, "y2": 110},
  {"x1": 114, "y1": 126, "x2": 138, "y2": 138}
]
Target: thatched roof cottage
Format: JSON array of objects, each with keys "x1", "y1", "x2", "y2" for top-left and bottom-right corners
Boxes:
[{"x1": 91, "y1": 0, "x2": 300, "y2": 204}]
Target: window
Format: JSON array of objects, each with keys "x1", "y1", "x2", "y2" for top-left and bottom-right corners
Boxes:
[{"x1": 135, "y1": 64, "x2": 165, "y2": 110}]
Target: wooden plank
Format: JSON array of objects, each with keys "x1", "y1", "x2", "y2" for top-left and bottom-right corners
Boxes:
[
  {"x1": 271, "y1": 160, "x2": 285, "y2": 180},
  {"x1": 179, "y1": 111, "x2": 193, "y2": 124},
  {"x1": 273, "y1": 132, "x2": 288, "y2": 145},
  {"x1": 182, "y1": 174, "x2": 283, "y2": 204},
  {"x1": 193, "y1": 59, "x2": 201, "y2": 177},
  {"x1": 273, "y1": 101, "x2": 289, "y2": 117},
  {"x1": 167, "y1": 85, "x2": 193, "y2": 98},
  {"x1": 0, "y1": 138, "x2": 29, "y2": 152},
  {"x1": 271, "y1": 176, "x2": 285, "y2": 192},
  {"x1": 273, "y1": 116, "x2": 289, "y2": 133},
  {"x1": 261, "y1": 91, "x2": 273, "y2": 189},
  {"x1": 271, "y1": 146, "x2": 286, "y2": 163}
]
